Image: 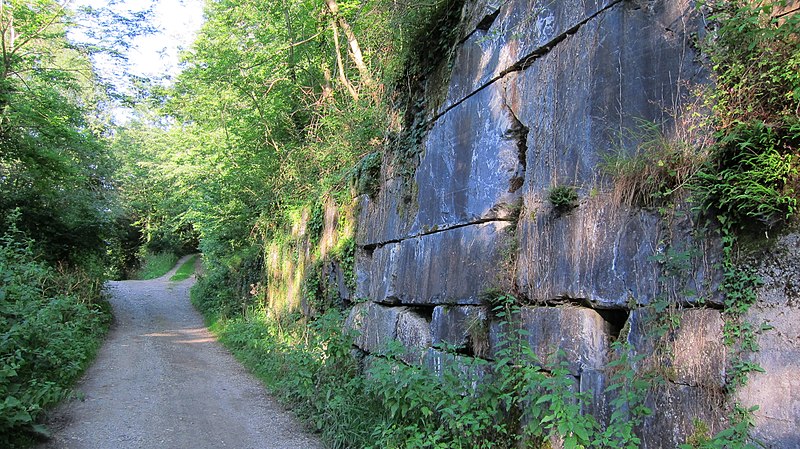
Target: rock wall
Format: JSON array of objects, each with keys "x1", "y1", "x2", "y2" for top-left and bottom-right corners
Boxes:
[{"x1": 348, "y1": 0, "x2": 798, "y2": 446}]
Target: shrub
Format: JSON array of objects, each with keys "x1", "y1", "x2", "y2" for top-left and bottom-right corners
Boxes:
[
  {"x1": 694, "y1": 121, "x2": 798, "y2": 229},
  {"x1": 0, "y1": 223, "x2": 111, "y2": 446},
  {"x1": 548, "y1": 185, "x2": 579, "y2": 213}
]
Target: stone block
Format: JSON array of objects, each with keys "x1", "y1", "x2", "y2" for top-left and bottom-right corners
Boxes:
[
  {"x1": 423, "y1": 348, "x2": 492, "y2": 393},
  {"x1": 516, "y1": 196, "x2": 720, "y2": 308},
  {"x1": 460, "y1": 0, "x2": 508, "y2": 40},
  {"x1": 501, "y1": 0, "x2": 707, "y2": 308},
  {"x1": 579, "y1": 368, "x2": 608, "y2": 425},
  {"x1": 345, "y1": 302, "x2": 405, "y2": 354},
  {"x1": 517, "y1": 195, "x2": 663, "y2": 307},
  {"x1": 356, "y1": 176, "x2": 415, "y2": 248},
  {"x1": 737, "y1": 234, "x2": 800, "y2": 448},
  {"x1": 395, "y1": 309, "x2": 433, "y2": 364},
  {"x1": 413, "y1": 79, "x2": 524, "y2": 234},
  {"x1": 626, "y1": 308, "x2": 726, "y2": 389},
  {"x1": 359, "y1": 221, "x2": 513, "y2": 305},
  {"x1": 622, "y1": 308, "x2": 728, "y2": 445},
  {"x1": 637, "y1": 383, "x2": 727, "y2": 449},
  {"x1": 509, "y1": 1, "x2": 703, "y2": 195},
  {"x1": 442, "y1": 0, "x2": 617, "y2": 112},
  {"x1": 431, "y1": 305, "x2": 490, "y2": 356},
  {"x1": 356, "y1": 242, "x2": 401, "y2": 304},
  {"x1": 489, "y1": 306, "x2": 613, "y2": 376}
]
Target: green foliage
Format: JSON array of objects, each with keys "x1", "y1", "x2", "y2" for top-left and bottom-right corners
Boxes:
[
  {"x1": 0, "y1": 221, "x2": 111, "y2": 446},
  {"x1": 193, "y1": 243, "x2": 265, "y2": 317},
  {"x1": 0, "y1": 0, "x2": 119, "y2": 267},
  {"x1": 716, "y1": 220, "x2": 765, "y2": 396},
  {"x1": 134, "y1": 252, "x2": 179, "y2": 280},
  {"x1": 548, "y1": 185, "x2": 579, "y2": 213},
  {"x1": 199, "y1": 291, "x2": 654, "y2": 449},
  {"x1": 169, "y1": 255, "x2": 199, "y2": 282},
  {"x1": 350, "y1": 152, "x2": 382, "y2": 197},
  {"x1": 333, "y1": 236, "x2": 357, "y2": 293},
  {"x1": 693, "y1": 0, "x2": 800, "y2": 230},
  {"x1": 702, "y1": 0, "x2": 800, "y2": 127},
  {"x1": 386, "y1": 0, "x2": 465, "y2": 89},
  {"x1": 694, "y1": 121, "x2": 797, "y2": 229},
  {"x1": 680, "y1": 405, "x2": 759, "y2": 449},
  {"x1": 598, "y1": 343, "x2": 653, "y2": 448},
  {"x1": 307, "y1": 204, "x2": 325, "y2": 247}
]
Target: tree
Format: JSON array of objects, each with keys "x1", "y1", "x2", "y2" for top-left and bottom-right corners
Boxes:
[{"x1": 0, "y1": 0, "x2": 114, "y2": 263}]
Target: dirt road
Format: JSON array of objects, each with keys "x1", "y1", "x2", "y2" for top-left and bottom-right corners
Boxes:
[{"x1": 38, "y1": 255, "x2": 324, "y2": 449}]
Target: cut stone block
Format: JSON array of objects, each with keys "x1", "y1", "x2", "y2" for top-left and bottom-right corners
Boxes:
[
  {"x1": 626, "y1": 308, "x2": 727, "y2": 389},
  {"x1": 737, "y1": 233, "x2": 800, "y2": 448},
  {"x1": 431, "y1": 305, "x2": 490, "y2": 356},
  {"x1": 517, "y1": 195, "x2": 663, "y2": 307},
  {"x1": 489, "y1": 305, "x2": 614, "y2": 376},
  {"x1": 345, "y1": 302, "x2": 405, "y2": 354},
  {"x1": 395, "y1": 309, "x2": 433, "y2": 364},
  {"x1": 356, "y1": 176, "x2": 415, "y2": 248},
  {"x1": 423, "y1": 348, "x2": 492, "y2": 393},
  {"x1": 359, "y1": 221, "x2": 513, "y2": 305},
  {"x1": 442, "y1": 0, "x2": 618, "y2": 112},
  {"x1": 413, "y1": 79, "x2": 524, "y2": 234}
]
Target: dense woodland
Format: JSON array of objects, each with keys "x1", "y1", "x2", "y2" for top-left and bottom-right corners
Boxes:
[{"x1": 0, "y1": 0, "x2": 798, "y2": 447}]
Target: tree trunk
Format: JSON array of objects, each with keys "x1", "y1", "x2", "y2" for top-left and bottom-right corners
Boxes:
[
  {"x1": 324, "y1": 0, "x2": 375, "y2": 97},
  {"x1": 330, "y1": 20, "x2": 358, "y2": 101}
]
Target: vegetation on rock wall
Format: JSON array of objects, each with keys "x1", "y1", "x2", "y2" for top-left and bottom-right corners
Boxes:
[
  {"x1": 603, "y1": 0, "x2": 799, "y2": 446},
  {"x1": 2, "y1": 0, "x2": 793, "y2": 446}
]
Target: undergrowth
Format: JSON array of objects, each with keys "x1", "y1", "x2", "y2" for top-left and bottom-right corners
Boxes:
[
  {"x1": 196, "y1": 291, "x2": 655, "y2": 449},
  {"x1": 0, "y1": 219, "x2": 112, "y2": 447}
]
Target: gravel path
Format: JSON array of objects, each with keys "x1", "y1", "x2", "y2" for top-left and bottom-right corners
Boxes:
[{"x1": 38, "y1": 255, "x2": 324, "y2": 449}]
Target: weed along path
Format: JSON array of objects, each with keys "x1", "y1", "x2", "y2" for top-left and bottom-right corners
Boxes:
[{"x1": 38, "y1": 255, "x2": 324, "y2": 449}]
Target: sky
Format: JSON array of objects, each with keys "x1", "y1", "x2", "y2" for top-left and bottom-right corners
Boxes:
[{"x1": 72, "y1": 0, "x2": 205, "y2": 84}]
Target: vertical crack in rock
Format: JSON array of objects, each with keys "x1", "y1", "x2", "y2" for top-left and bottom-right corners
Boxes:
[{"x1": 502, "y1": 79, "x2": 528, "y2": 194}]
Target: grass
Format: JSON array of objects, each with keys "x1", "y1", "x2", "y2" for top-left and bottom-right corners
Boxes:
[
  {"x1": 170, "y1": 255, "x2": 199, "y2": 281},
  {"x1": 135, "y1": 252, "x2": 178, "y2": 280}
]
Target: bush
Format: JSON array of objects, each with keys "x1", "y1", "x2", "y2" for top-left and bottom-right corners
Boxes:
[
  {"x1": 694, "y1": 121, "x2": 798, "y2": 228},
  {"x1": 0, "y1": 223, "x2": 111, "y2": 446},
  {"x1": 548, "y1": 185, "x2": 579, "y2": 213},
  {"x1": 694, "y1": 0, "x2": 800, "y2": 230}
]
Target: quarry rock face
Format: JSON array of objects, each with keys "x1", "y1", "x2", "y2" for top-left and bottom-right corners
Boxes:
[
  {"x1": 737, "y1": 234, "x2": 800, "y2": 447},
  {"x1": 348, "y1": 0, "x2": 795, "y2": 446}
]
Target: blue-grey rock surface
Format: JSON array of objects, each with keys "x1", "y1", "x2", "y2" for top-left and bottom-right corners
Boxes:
[{"x1": 347, "y1": 0, "x2": 794, "y2": 446}]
